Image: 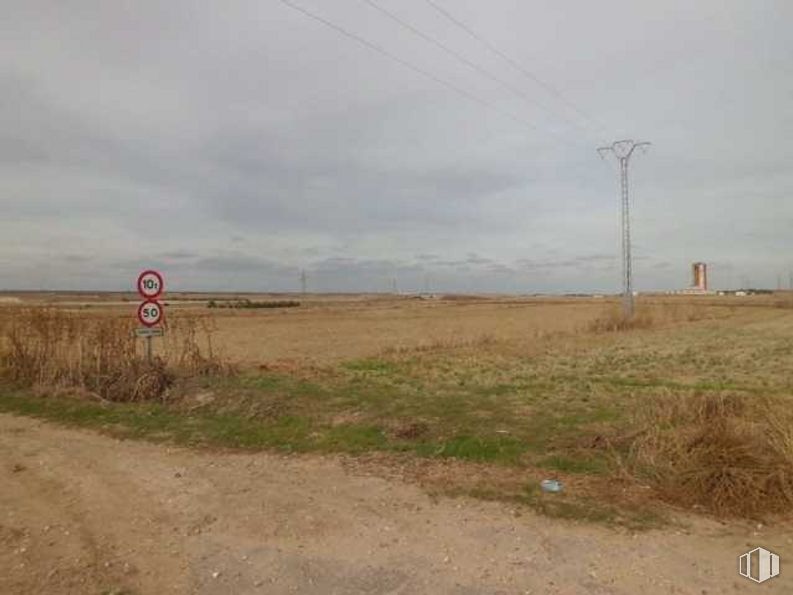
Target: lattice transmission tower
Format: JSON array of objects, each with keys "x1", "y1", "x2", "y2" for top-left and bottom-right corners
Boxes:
[{"x1": 597, "y1": 140, "x2": 651, "y2": 318}]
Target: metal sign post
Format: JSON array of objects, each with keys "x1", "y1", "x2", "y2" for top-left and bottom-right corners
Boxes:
[{"x1": 136, "y1": 270, "x2": 165, "y2": 363}]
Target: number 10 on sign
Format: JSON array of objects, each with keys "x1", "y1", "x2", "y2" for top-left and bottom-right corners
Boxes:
[{"x1": 137, "y1": 270, "x2": 163, "y2": 299}]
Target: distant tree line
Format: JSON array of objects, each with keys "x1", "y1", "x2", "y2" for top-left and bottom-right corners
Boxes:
[{"x1": 207, "y1": 299, "x2": 301, "y2": 309}]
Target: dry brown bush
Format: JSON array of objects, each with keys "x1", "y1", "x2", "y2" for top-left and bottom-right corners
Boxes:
[
  {"x1": 162, "y1": 313, "x2": 227, "y2": 376},
  {"x1": 0, "y1": 308, "x2": 228, "y2": 402},
  {"x1": 626, "y1": 390, "x2": 793, "y2": 517},
  {"x1": 587, "y1": 307, "x2": 655, "y2": 332},
  {"x1": 380, "y1": 333, "x2": 497, "y2": 356},
  {"x1": 587, "y1": 303, "x2": 719, "y2": 333}
]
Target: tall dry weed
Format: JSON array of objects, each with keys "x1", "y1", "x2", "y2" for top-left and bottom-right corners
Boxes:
[
  {"x1": 380, "y1": 333, "x2": 497, "y2": 356},
  {"x1": 0, "y1": 308, "x2": 228, "y2": 402},
  {"x1": 162, "y1": 313, "x2": 226, "y2": 375},
  {"x1": 588, "y1": 303, "x2": 718, "y2": 333},
  {"x1": 588, "y1": 307, "x2": 654, "y2": 333},
  {"x1": 626, "y1": 390, "x2": 793, "y2": 517}
]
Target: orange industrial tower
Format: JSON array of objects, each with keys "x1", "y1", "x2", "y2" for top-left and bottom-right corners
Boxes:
[{"x1": 692, "y1": 262, "x2": 707, "y2": 291}]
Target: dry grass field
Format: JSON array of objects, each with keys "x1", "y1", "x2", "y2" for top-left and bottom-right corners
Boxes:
[
  {"x1": 1, "y1": 291, "x2": 779, "y2": 364},
  {"x1": 202, "y1": 296, "x2": 620, "y2": 365},
  {"x1": 2, "y1": 292, "x2": 612, "y2": 364},
  {"x1": 3, "y1": 291, "x2": 793, "y2": 525}
]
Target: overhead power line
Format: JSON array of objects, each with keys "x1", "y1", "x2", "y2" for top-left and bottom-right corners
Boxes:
[
  {"x1": 361, "y1": 0, "x2": 587, "y2": 137},
  {"x1": 277, "y1": 0, "x2": 578, "y2": 143},
  {"x1": 423, "y1": 0, "x2": 602, "y2": 134}
]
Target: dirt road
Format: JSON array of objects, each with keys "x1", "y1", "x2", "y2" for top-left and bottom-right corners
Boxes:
[{"x1": 1, "y1": 413, "x2": 790, "y2": 594}]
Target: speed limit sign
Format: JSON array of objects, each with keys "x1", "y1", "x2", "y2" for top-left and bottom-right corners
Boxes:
[
  {"x1": 137, "y1": 299, "x2": 163, "y2": 327},
  {"x1": 137, "y1": 270, "x2": 164, "y2": 299},
  {"x1": 136, "y1": 270, "x2": 165, "y2": 361}
]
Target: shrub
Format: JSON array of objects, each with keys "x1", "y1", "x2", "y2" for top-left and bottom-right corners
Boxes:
[
  {"x1": 588, "y1": 303, "x2": 717, "y2": 333},
  {"x1": 206, "y1": 299, "x2": 300, "y2": 309},
  {"x1": 625, "y1": 390, "x2": 793, "y2": 517},
  {"x1": 0, "y1": 308, "x2": 228, "y2": 402},
  {"x1": 588, "y1": 306, "x2": 654, "y2": 333}
]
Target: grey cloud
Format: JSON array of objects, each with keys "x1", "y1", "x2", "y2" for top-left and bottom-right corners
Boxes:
[
  {"x1": 60, "y1": 254, "x2": 92, "y2": 263},
  {"x1": 484, "y1": 263, "x2": 515, "y2": 274},
  {"x1": 2, "y1": 0, "x2": 791, "y2": 293},
  {"x1": 194, "y1": 255, "x2": 298, "y2": 276},
  {"x1": 515, "y1": 255, "x2": 618, "y2": 272},
  {"x1": 159, "y1": 250, "x2": 199, "y2": 260},
  {"x1": 465, "y1": 253, "x2": 493, "y2": 265}
]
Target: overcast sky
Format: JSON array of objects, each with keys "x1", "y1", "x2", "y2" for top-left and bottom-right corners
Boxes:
[{"x1": 2, "y1": 0, "x2": 792, "y2": 293}]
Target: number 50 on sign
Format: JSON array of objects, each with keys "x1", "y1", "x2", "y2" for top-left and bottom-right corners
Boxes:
[{"x1": 137, "y1": 299, "x2": 163, "y2": 327}]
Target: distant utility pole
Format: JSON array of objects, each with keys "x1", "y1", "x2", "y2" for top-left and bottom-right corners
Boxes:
[
  {"x1": 597, "y1": 139, "x2": 651, "y2": 318},
  {"x1": 300, "y1": 269, "x2": 307, "y2": 294},
  {"x1": 391, "y1": 276, "x2": 398, "y2": 294}
]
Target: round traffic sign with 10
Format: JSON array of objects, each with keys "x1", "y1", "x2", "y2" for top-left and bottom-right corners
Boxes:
[
  {"x1": 137, "y1": 300, "x2": 164, "y2": 327},
  {"x1": 137, "y1": 270, "x2": 164, "y2": 299}
]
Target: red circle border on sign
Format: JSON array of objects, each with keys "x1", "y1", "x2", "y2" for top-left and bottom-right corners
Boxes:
[
  {"x1": 137, "y1": 269, "x2": 164, "y2": 299},
  {"x1": 137, "y1": 299, "x2": 164, "y2": 327}
]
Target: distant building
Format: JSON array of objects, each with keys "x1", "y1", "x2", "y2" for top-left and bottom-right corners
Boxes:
[
  {"x1": 675, "y1": 261, "x2": 710, "y2": 295},
  {"x1": 692, "y1": 262, "x2": 708, "y2": 291}
]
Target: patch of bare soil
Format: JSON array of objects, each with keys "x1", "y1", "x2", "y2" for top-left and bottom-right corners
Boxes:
[{"x1": 1, "y1": 413, "x2": 791, "y2": 594}]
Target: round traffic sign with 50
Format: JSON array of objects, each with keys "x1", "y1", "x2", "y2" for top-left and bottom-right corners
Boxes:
[{"x1": 137, "y1": 300, "x2": 163, "y2": 327}]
